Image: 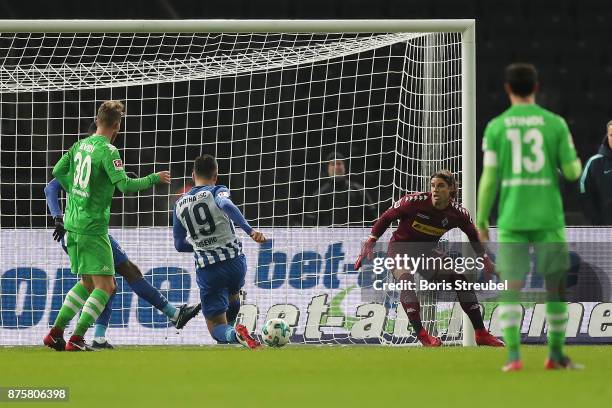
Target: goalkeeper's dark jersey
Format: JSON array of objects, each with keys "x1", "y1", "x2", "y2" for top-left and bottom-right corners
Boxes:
[{"x1": 370, "y1": 192, "x2": 481, "y2": 245}]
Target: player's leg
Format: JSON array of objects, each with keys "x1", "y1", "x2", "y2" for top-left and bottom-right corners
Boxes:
[
  {"x1": 67, "y1": 273, "x2": 115, "y2": 351},
  {"x1": 535, "y1": 229, "x2": 582, "y2": 369},
  {"x1": 437, "y1": 269, "x2": 503, "y2": 346},
  {"x1": 197, "y1": 255, "x2": 259, "y2": 348},
  {"x1": 496, "y1": 229, "x2": 530, "y2": 371},
  {"x1": 44, "y1": 277, "x2": 90, "y2": 351},
  {"x1": 111, "y1": 236, "x2": 177, "y2": 319},
  {"x1": 44, "y1": 232, "x2": 91, "y2": 351},
  {"x1": 90, "y1": 235, "x2": 128, "y2": 347},
  {"x1": 205, "y1": 310, "x2": 259, "y2": 349},
  {"x1": 117, "y1": 260, "x2": 201, "y2": 328},
  {"x1": 226, "y1": 255, "x2": 246, "y2": 326},
  {"x1": 200, "y1": 284, "x2": 245, "y2": 345},
  {"x1": 197, "y1": 259, "x2": 237, "y2": 344},
  {"x1": 65, "y1": 233, "x2": 116, "y2": 351},
  {"x1": 226, "y1": 292, "x2": 241, "y2": 326},
  {"x1": 394, "y1": 266, "x2": 441, "y2": 346},
  {"x1": 91, "y1": 278, "x2": 116, "y2": 349},
  {"x1": 225, "y1": 254, "x2": 259, "y2": 347},
  {"x1": 108, "y1": 235, "x2": 200, "y2": 328},
  {"x1": 206, "y1": 309, "x2": 238, "y2": 344}
]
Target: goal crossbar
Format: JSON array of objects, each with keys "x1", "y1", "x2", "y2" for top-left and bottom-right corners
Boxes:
[{"x1": 0, "y1": 19, "x2": 475, "y2": 34}]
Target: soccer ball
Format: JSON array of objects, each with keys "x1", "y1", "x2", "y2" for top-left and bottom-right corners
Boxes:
[{"x1": 261, "y1": 318, "x2": 291, "y2": 347}]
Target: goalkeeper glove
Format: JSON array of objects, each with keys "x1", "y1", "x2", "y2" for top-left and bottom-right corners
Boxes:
[
  {"x1": 354, "y1": 235, "x2": 377, "y2": 270},
  {"x1": 52, "y1": 216, "x2": 65, "y2": 242}
]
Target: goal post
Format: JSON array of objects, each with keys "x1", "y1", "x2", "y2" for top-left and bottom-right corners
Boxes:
[
  {"x1": 0, "y1": 19, "x2": 477, "y2": 346},
  {"x1": 461, "y1": 21, "x2": 477, "y2": 346}
]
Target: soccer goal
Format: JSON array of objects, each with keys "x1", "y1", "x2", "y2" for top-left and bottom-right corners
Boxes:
[{"x1": 0, "y1": 20, "x2": 476, "y2": 346}]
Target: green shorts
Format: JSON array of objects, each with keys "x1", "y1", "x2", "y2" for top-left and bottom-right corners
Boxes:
[
  {"x1": 496, "y1": 228, "x2": 569, "y2": 282},
  {"x1": 65, "y1": 231, "x2": 115, "y2": 276}
]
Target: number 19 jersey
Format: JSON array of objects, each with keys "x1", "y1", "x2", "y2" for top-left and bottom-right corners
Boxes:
[
  {"x1": 483, "y1": 104, "x2": 578, "y2": 230},
  {"x1": 175, "y1": 185, "x2": 242, "y2": 267}
]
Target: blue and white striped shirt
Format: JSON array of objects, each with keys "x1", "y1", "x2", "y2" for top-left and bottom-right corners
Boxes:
[{"x1": 173, "y1": 184, "x2": 253, "y2": 267}]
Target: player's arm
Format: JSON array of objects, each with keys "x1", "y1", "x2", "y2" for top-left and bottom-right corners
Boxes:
[
  {"x1": 51, "y1": 149, "x2": 72, "y2": 191},
  {"x1": 354, "y1": 197, "x2": 409, "y2": 270},
  {"x1": 370, "y1": 204, "x2": 401, "y2": 237},
  {"x1": 44, "y1": 178, "x2": 63, "y2": 218},
  {"x1": 457, "y1": 211, "x2": 495, "y2": 278},
  {"x1": 115, "y1": 172, "x2": 168, "y2": 193},
  {"x1": 459, "y1": 215, "x2": 486, "y2": 255},
  {"x1": 102, "y1": 145, "x2": 169, "y2": 192},
  {"x1": 562, "y1": 160, "x2": 582, "y2": 181},
  {"x1": 476, "y1": 167, "x2": 498, "y2": 240},
  {"x1": 172, "y1": 203, "x2": 194, "y2": 252},
  {"x1": 558, "y1": 118, "x2": 582, "y2": 181},
  {"x1": 214, "y1": 187, "x2": 266, "y2": 243},
  {"x1": 43, "y1": 178, "x2": 66, "y2": 242},
  {"x1": 476, "y1": 123, "x2": 499, "y2": 241}
]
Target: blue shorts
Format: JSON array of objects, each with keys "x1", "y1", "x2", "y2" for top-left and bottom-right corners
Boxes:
[
  {"x1": 61, "y1": 234, "x2": 129, "y2": 267},
  {"x1": 196, "y1": 254, "x2": 246, "y2": 319}
]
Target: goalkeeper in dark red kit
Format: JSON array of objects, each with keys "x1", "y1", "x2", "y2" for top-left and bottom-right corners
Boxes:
[{"x1": 355, "y1": 170, "x2": 503, "y2": 347}]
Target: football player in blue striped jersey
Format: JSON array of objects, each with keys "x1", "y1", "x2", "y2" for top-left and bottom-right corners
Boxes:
[{"x1": 173, "y1": 155, "x2": 266, "y2": 348}]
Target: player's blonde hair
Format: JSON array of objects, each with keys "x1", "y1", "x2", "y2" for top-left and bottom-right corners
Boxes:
[
  {"x1": 430, "y1": 170, "x2": 458, "y2": 199},
  {"x1": 96, "y1": 100, "x2": 124, "y2": 128}
]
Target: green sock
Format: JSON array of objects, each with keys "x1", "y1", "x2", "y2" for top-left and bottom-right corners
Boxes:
[
  {"x1": 499, "y1": 289, "x2": 522, "y2": 362},
  {"x1": 546, "y1": 301, "x2": 568, "y2": 361},
  {"x1": 53, "y1": 282, "x2": 89, "y2": 329},
  {"x1": 74, "y1": 289, "x2": 110, "y2": 337}
]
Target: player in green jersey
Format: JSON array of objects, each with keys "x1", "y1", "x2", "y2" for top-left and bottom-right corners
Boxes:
[
  {"x1": 476, "y1": 64, "x2": 583, "y2": 371},
  {"x1": 43, "y1": 100, "x2": 171, "y2": 351}
]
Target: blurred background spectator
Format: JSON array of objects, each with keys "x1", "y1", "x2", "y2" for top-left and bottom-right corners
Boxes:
[
  {"x1": 580, "y1": 120, "x2": 612, "y2": 225},
  {"x1": 303, "y1": 153, "x2": 377, "y2": 226}
]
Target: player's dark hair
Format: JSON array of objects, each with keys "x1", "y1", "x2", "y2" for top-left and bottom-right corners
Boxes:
[
  {"x1": 194, "y1": 154, "x2": 218, "y2": 179},
  {"x1": 87, "y1": 121, "x2": 97, "y2": 135},
  {"x1": 504, "y1": 63, "x2": 538, "y2": 97},
  {"x1": 430, "y1": 170, "x2": 457, "y2": 199}
]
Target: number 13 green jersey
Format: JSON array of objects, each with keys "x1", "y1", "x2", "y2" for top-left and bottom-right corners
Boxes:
[
  {"x1": 52, "y1": 135, "x2": 127, "y2": 235},
  {"x1": 482, "y1": 104, "x2": 578, "y2": 230}
]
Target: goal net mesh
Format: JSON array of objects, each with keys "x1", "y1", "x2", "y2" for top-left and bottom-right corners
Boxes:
[{"x1": 0, "y1": 30, "x2": 465, "y2": 345}]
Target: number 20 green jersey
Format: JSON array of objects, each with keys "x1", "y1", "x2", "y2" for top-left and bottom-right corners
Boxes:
[
  {"x1": 52, "y1": 135, "x2": 127, "y2": 235},
  {"x1": 482, "y1": 104, "x2": 578, "y2": 230}
]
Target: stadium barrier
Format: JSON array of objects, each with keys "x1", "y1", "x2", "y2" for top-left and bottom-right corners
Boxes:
[{"x1": 1, "y1": 228, "x2": 611, "y2": 345}]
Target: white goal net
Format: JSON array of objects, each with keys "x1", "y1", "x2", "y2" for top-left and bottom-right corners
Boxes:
[{"x1": 0, "y1": 21, "x2": 474, "y2": 346}]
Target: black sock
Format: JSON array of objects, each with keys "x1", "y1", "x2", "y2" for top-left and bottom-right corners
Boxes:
[
  {"x1": 401, "y1": 301, "x2": 423, "y2": 333},
  {"x1": 226, "y1": 300, "x2": 240, "y2": 325},
  {"x1": 450, "y1": 273, "x2": 485, "y2": 330},
  {"x1": 460, "y1": 301, "x2": 485, "y2": 330}
]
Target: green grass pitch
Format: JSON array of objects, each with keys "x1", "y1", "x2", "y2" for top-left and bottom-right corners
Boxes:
[{"x1": 2, "y1": 345, "x2": 610, "y2": 407}]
